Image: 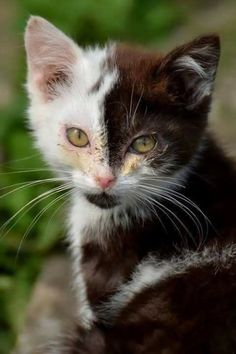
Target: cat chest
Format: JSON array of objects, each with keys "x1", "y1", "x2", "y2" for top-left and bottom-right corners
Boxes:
[{"x1": 80, "y1": 241, "x2": 139, "y2": 309}]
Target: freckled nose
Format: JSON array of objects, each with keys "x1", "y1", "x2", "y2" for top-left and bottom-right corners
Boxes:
[{"x1": 95, "y1": 175, "x2": 116, "y2": 189}]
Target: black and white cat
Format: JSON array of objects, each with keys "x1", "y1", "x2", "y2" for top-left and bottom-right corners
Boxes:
[{"x1": 24, "y1": 16, "x2": 236, "y2": 353}]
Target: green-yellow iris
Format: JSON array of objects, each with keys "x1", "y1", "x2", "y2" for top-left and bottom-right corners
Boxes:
[
  {"x1": 130, "y1": 135, "x2": 156, "y2": 154},
  {"x1": 66, "y1": 127, "x2": 89, "y2": 147}
]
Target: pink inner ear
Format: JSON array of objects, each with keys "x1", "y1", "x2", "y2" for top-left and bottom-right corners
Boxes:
[
  {"x1": 28, "y1": 41, "x2": 75, "y2": 101},
  {"x1": 32, "y1": 66, "x2": 72, "y2": 101},
  {"x1": 34, "y1": 71, "x2": 44, "y2": 86},
  {"x1": 25, "y1": 17, "x2": 78, "y2": 101},
  {"x1": 32, "y1": 71, "x2": 50, "y2": 99}
]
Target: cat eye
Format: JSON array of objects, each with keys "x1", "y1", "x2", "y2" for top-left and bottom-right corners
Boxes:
[
  {"x1": 130, "y1": 135, "x2": 156, "y2": 154},
  {"x1": 66, "y1": 127, "x2": 89, "y2": 147}
]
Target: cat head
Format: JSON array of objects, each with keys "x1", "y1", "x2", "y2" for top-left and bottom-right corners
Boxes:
[{"x1": 25, "y1": 16, "x2": 220, "y2": 211}]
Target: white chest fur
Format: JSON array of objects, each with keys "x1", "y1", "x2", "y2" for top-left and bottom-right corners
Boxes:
[{"x1": 68, "y1": 193, "x2": 113, "y2": 328}]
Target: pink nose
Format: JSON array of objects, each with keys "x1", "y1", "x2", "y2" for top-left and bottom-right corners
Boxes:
[{"x1": 95, "y1": 175, "x2": 115, "y2": 189}]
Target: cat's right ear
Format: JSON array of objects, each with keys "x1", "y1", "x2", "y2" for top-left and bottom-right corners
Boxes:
[{"x1": 25, "y1": 16, "x2": 79, "y2": 101}]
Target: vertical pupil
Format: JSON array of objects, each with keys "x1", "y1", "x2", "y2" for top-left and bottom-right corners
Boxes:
[{"x1": 142, "y1": 137, "x2": 148, "y2": 146}]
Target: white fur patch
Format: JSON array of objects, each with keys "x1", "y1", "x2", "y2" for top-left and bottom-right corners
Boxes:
[
  {"x1": 67, "y1": 200, "x2": 95, "y2": 328},
  {"x1": 67, "y1": 185, "x2": 155, "y2": 327},
  {"x1": 67, "y1": 191, "x2": 132, "y2": 328},
  {"x1": 174, "y1": 45, "x2": 217, "y2": 105},
  {"x1": 25, "y1": 17, "x2": 121, "y2": 329},
  {"x1": 175, "y1": 55, "x2": 206, "y2": 79},
  {"x1": 99, "y1": 244, "x2": 236, "y2": 324},
  {"x1": 25, "y1": 17, "x2": 118, "y2": 175},
  {"x1": 27, "y1": 45, "x2": 118, "y2": 168}
]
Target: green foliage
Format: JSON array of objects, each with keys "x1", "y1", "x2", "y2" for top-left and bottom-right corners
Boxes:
[
  {"x1": 0, "y1": 1, "x2": 186, "y2": 352},
  {"x1": 18, "y1": 0, "x2": 184, "y2": 44}
]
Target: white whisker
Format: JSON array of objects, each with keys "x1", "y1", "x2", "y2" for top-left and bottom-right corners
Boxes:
[
  {"x1": 0, "y1": 183, "x2": 72, "y2": 239},
  {"x1": 139, "y1": 181, "x2": 213, "y2": 240},
  {"x1": 132, "y1": 189, "x2": 183, "y2": 240},
  {"x1": 131, "y1": 88, "x2": 144, "y2": 126},
  {"x1": 129, "y1": 83, "x2": 135, "y2": 122},
  {"x1": 128, "y1": 190, "x2": 167, "y2": 232},
  {"x1": 138, "y1": 190, "x2": 193, "y2": 243},
  {"x1": 139, "y1": 184, "x2": 204, "y2": 241},
  {"x1": 0, "y1": 152, "x2": 41, "y2": 166},
  {"x1": 15, "y1": 189, "x2": 72, "y2": 260},
  {"x1": 0, "y1": 168, "x2": 71, "y2": 175},
  {"x1": 0, "y1": 177, "x2": 69, "y2": 199}
]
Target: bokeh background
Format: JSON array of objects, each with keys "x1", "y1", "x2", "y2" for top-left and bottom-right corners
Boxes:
[{"x1": 0, "y1": 0, "x2": 236, "y2": 352}]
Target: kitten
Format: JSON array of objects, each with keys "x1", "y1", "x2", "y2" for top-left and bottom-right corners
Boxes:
[{"x1": 24, "y1": 16, "x2": 236, "y2": 354}]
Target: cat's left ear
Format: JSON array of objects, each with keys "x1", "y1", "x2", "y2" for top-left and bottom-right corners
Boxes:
[
  {"x1": 25, "y1": 16, "x2": 80, "y2": 101},
  {"x1": 158, "y1": 35, "x2": 220, "y2": 109}
]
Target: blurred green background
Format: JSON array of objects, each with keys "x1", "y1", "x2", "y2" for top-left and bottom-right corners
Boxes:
[{"x1": 0, "y1": 0, "x2": 236, "y2": 352}]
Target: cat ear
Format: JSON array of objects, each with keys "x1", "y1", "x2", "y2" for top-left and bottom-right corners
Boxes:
[
  {"x1": 159, "y1": 35, "x2": 220, "y2": 109},
  {"x1": 25, "y1": 16, "x2": 79, "y2": 101}
]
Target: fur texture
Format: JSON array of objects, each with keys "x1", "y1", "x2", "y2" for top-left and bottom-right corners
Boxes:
[{"x1": 24, "y1": 16, "x2": 236, "y2": 354}]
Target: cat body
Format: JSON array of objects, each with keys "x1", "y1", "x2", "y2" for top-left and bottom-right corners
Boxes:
[{"x1": 24, "y1": 17, "x2": 236, "y2": 353}]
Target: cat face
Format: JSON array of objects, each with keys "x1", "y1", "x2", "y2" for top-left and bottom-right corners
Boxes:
[{"x1": 25, "y1": 17, "x2": 220, "y2": 210}]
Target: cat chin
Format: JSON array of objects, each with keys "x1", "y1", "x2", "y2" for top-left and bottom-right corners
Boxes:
[{"x1": 85, "y1": 192, "x2": 120, "y2": 209}]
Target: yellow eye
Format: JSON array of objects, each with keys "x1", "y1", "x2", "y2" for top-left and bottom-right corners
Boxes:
[
  {"x1": 130, "y1": 135, "x2": 156, "y2": 154},
  {"x1": 66, "y1": 127, "x2": 89, "y2": 147}
]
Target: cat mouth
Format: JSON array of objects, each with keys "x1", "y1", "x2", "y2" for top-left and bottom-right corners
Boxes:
[{"x1": 85, "y1": 192, "x2": 120, "y2": 209}]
